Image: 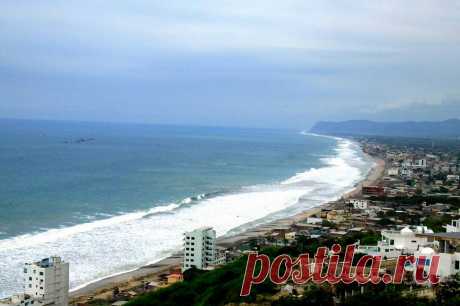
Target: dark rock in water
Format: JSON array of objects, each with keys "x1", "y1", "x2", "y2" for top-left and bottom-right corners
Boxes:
[{"x1": 63, "y1": 137, "x2": 95, "y2": 144}]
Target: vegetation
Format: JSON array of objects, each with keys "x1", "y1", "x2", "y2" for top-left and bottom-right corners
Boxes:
[
  {"x1": 127, "y1": 255, "x2": 276, "y2": 306},
  {"x1": 125, "y1": 231, "x2": 384, "y2": 306},
  {"x1": 370, "y1": 195, "x2": 460, "y2": 210},
  {"x1": 272, "y1": 286, "x2": 334, "y2": 306},
  {"x1": 423, "y1": 214, "x2": 453, "y2": 232}
]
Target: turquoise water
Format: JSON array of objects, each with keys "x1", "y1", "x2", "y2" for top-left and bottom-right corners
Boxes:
[{"x1": 0, "y1": 119, "x2": 372, "y2": 296}]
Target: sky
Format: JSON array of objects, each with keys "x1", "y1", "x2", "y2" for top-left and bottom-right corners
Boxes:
[{"x1": 1, "y1": 1, "x2": 460, "y2": 129}]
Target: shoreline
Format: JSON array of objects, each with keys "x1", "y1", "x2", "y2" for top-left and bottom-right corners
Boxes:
[{"x1": 70, "y1": 145, "x2": 386, "y2": 301}]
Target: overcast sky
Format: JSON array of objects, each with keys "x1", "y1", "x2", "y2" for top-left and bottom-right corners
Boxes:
[{"x1": 1, "y1": 1, "x2": 460, "y2": 128}]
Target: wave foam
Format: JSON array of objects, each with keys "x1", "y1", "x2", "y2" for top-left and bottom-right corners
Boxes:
[{"x1": 0, "y1": 135, "x2": 372, "y2": 298}]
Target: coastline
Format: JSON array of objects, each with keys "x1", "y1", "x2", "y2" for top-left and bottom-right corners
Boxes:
[{"x1": 70, "y1": 144, "x2": 386, "y2": 302}]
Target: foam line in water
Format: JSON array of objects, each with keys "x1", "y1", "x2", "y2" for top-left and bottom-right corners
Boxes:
[{"x1": 0, "y1": 134, "x2": 373, "y2": 298}]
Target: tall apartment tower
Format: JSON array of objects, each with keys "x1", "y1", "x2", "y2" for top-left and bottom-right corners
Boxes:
[
  {"x1": 182, "y1": 227, "x2": 216, "y2": 271},
  {"x1": 23, "y1": 256, "x2": 69, "y2": 306}
]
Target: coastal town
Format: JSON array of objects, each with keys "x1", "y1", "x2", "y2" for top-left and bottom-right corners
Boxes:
[{"x1": 2, "y1": 136, "x2": 460, "y2": 306}]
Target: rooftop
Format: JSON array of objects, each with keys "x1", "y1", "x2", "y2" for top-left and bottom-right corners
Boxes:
[{"x1": 417, "y1": 232, "x2": 460, "y2": 240}]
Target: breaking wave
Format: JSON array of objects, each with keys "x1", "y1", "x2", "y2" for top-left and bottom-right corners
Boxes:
[{"x1": 0, "y1": 134, "x2": 373, "y2": 297}]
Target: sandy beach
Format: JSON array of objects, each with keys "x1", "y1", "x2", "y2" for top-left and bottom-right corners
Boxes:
[{"x1": 70, "y1": 152, "x2": 386, "y2": 302}]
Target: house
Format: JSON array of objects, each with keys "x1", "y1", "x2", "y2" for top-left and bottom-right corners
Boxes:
[
  {"x1": 284, "y1": 231, "x2": 297, "y2": 242},
  {"x1": 401, "y1": 168, "x2": 413, "y2": 177},
  {"x1": 357, "y1": 226, "x2": 433, "y2": 259},
  {"x1": 167, "y1": 270, "x2": 183, "y2": 284},
  {"x1": 444, "y1": 219, "x2": 460, "y2": 233},
  {"x1": 305, "y1": 217, "x2": 323, "y2": 224},
  {"x1": 362, "y1": 186, "x2": 385, "y2": 197},
  {"x1": 414, "y1": 159, "x2": 427, "y2": 169},
  {"x1": 414, "y1": 232, "x2": 460, "y2": 279},
  {"x1": 388, "y1": 168, "x2": 399, "y2": 176},
  {"x1": 326, "y1": 210, "x2": 346, "y2": 223},
  {"x1": 349, "y1": 199, "x2": 369, "y2": 210}
]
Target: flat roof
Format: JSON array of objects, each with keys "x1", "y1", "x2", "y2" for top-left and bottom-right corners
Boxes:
[{"x1": 417, "y1": 232, "x2": 460, "y2": 240}]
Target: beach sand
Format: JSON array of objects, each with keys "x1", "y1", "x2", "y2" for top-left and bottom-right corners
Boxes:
[{"x1": 70, "y1": 155, "x2": 386, "y2": 302}]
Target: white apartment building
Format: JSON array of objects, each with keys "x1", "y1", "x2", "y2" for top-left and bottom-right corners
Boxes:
[
  {"x1": 444, "y1": 219, "x2": 460, "y2": 233},
  {"x1": 357, "y1": 226, "x2": 433, "y2": 259},
  {"x1": 0, "y1": 257, "x2": 69, "y2": 306},
  {"x1": 24, "y1": 257, "x2": 69, "y2": 306},
  {"x1": 182, "y1": 227, "x2": 216, "y2": 271}
]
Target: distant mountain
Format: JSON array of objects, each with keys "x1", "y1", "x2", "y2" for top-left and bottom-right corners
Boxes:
[{"x1": 310, "y1": 119, "x2": 460, "y2": 139}]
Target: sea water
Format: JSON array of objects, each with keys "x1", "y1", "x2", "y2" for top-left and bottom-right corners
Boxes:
[{"x1": 0, "y1": 119, "x2": 373, "y2": 296}]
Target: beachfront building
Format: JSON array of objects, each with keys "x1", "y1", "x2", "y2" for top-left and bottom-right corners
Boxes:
[
  {"x1": 413, "y1": 232, "x2": 460, "y2": 279},
  {"x1": 357, "y1": 226, "x2": 433, "y2": 259},
  {"x1": 24, "y1": 257, "x2": 69, "y2": 306},
  {"x1": 182, "y1": 227, "x2": 216, "y2": 271},
  {"x1": 0, "y1": 257, "x2": 69, "y2": 306}
]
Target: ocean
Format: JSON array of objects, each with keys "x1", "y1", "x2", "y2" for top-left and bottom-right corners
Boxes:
[{"x1": 0, "y1": 119, "x2": 373, "y2": 297}]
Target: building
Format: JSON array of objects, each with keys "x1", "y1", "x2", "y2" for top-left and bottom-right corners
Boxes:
[
  {"x1": 387, "y1": 168, "x2": 399, "y2": 176},
  {"x1": 357, "y1": 226, "x2": 433, "y2": 259},
  {"x1": 284, "y1": 231, "x2": 297, "y2": 242},
  {"x1": 444, "y1": 219, "x2": 460, "y2": 233},
  {"x1": 24, "y1": 257, "x2": 69, "y2": 306},
  {"x1": 362, "y1": 186, "x2": 385, "y2": 197},
  {"x1": 182, "y1": 227, "x2": 216, "y2": 271},
  {"x1": 349, "y1": 199, "x2": 369, "y2": 210},
  {"x1": 214, "y1": 246, "x2": 229, "y2": 265},
  {"x1": 414, "y1": 159, "x2": 427, "y2": 169},
  {"x1": 166, "y1": 270, "x2": 183, "y2": 284},
  {"x1": 401, "y1": 168, "x2": 413, "y2": 177},
  {"x1": 414, "y1": 232, "x2": 460, "y2": 279},
  {"x1": 0, "y1": 257, "x2": 69, "y2": 306},
  {"x1": 0, "y1": 294, "x2": 40, "y2": 306}
]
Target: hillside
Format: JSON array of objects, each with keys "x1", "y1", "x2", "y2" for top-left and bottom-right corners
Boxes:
[{"x1": 310, "y1": 119, "x2": 460, "y2": 139}]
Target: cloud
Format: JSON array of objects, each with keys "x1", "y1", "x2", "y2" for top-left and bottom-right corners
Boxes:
[{"x1": 1, "y1": 1, "x2": 460, "y2": 127}]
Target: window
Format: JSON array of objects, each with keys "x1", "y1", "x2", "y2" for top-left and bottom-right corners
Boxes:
[
  {"x1": 455, "y1": 260, "x2": 460, "y2": 270},
  {"x1": 390, "y1": 240, "x2": 394, "y2": 245},
  {"x1": 39, "y1": 272, "x2": 43, "y2": 276},
  {"x1": 24, "y1": 268, "x2": 27, "y2": 273},
  {"x1": 29, "y1": 277, "x2": 32, "y2": 281}
]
